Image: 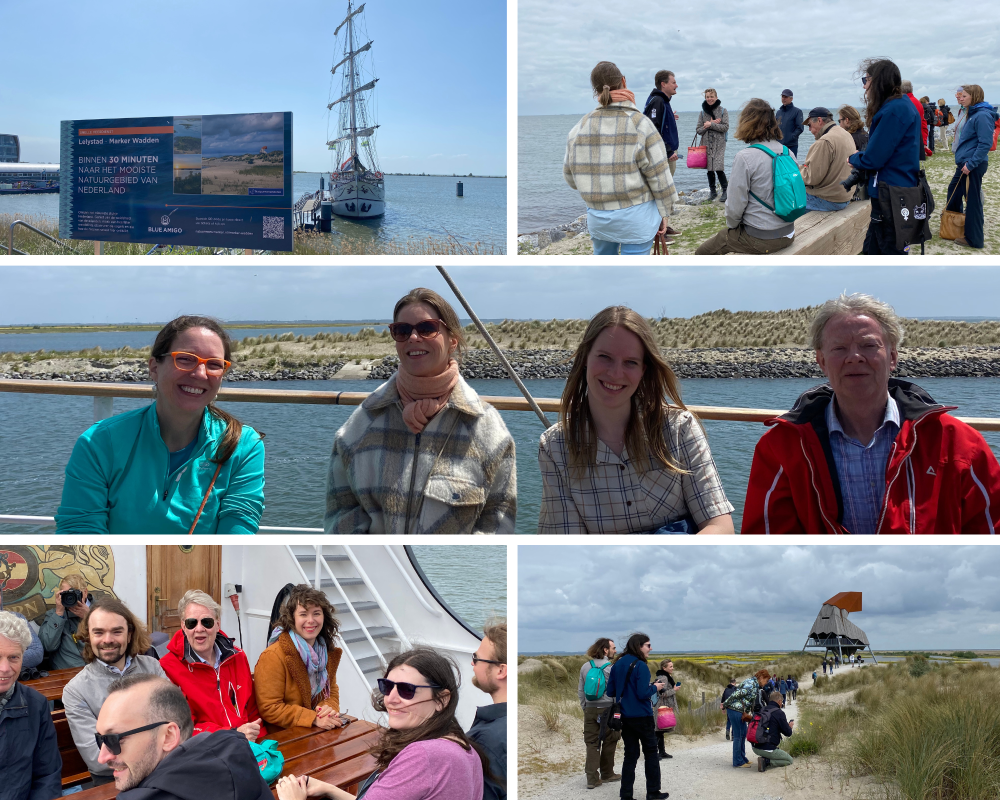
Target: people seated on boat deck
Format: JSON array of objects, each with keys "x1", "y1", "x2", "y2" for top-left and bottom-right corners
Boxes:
[
  {"x1": 742, "y1": 293, "x2": 1000, "y2": 534},
  {"x1": 276, "y1": 647, "x2": 487, "y2": 800},
  {"x1": 55, "y1": 315, "x2": 265, "y2": 535},
  {"x1": 468, "y1": 620, "x2": 507, "y2": 800},
  {"x1": 563, "y1": 61, "x2": 678, "y2": 255},
  {"x1": 800, "y1": 107, "x2": 857, "y2": 212},
  {"x1": 694, "y1": 98, "x2": 797, "y2": 256},
  {"x1": 39, "y1": 573, "x2": 91, "y2": 669},
  {"x1": 0, "y1": 611, "x2": 62, "y2": 800},
  {"x1": 538, "y1": 306, "x2": 734, "y2": 534},
  {"x1": 8, "y1": 610, "x2": 43, "y2": 672},
  {"x1": 95, "y1": 674, "x2": 271, "y2": 800},
  {"x1": 751, "y1": 692, "x2": 795, "y2": 772},
  {"x1": 159, "y1": 590, "x2": 264, "y2": 743},
  {"x1": 254, "y1": 584, "x2": 345, "y2": 731},
  {"x1": 63, "y1": 595, "x2": 167, "y2": 786},
  {"x1": 325, "y1": 287, "x2": 517, "y2": 534}
]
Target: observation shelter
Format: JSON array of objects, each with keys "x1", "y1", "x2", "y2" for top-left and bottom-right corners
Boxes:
[{"x1": 802, "y1": 591, "x2": 877, "y2": 664}]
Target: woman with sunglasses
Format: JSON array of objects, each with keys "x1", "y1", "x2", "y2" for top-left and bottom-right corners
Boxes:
[
  {"x1": 56, "y1": 315, "x2": 264, "y2": 534},
  {"x1": 538, "y1": 306, "x2": 734, "y2": 534},
  {"x1": 160, "y1": 590, "x2": 265, "y2": 742},
  {"x1": 325, "y1": 287, "x2": 516, "y2": 534},
  {"x1": 276, "y1": 648, "x2": 487, "y2": 800},
  {"x1": 254, "y1": 585, "x2": 346, "y2": 731},
  {"x1": 837, "y1": 105, "x2": 868, "y2": 151}
]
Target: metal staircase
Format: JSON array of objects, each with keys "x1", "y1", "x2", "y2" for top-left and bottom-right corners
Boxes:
[{"x1": 285, "y1": 545, "x2": 405, "y2": 689}]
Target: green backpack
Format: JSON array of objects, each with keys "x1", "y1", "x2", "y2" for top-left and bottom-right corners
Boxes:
[
  {"x1": 584, "y1": 660, "x2": 610, "y2": 702},
  {"x1": 748, "y1": 144, "x2": 808, "y2": 223}
]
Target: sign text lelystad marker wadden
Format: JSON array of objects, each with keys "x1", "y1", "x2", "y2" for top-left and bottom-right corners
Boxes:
[{"x1": 60, "y1": 113, "x2": 293, "y2": 250}]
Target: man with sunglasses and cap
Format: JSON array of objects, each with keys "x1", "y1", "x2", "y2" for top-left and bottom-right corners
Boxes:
[
  {"x1": 468, "y1": 619, "x2": 507, "y2": 800},
  {"x1": 160, "y1": 590, "x2": 265, "y2": 743},
  {"x1": 62, "y1": 596, "x2": 166, "y2": 787},
  {"x1": 95, "y1": 673, "x2": 270, "y2": 800},
  {"x1": 800, "y1": 106, "x2": 857, "y2": 211}
]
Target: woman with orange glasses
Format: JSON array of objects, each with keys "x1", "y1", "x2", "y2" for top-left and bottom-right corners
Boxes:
[
  {"x1": 56, "y1": 316, "x2": 265, "y2": 534},
  {"x1": 325, "y1": 288, "x2": 516, "y2": 533}
]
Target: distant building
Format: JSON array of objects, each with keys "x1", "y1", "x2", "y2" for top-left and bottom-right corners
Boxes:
[{"x1": 0, "y1": 134, "x2": 20, "y2": 163}]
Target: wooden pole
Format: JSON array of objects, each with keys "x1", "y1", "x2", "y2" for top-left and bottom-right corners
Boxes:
[{"x1": 94, "y1": 241, "x2": 104, "y2": 255}]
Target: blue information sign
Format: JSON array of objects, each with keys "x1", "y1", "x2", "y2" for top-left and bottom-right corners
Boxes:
[{"x1": 59, "y1": 112, "x2": 292, "y2": 250}]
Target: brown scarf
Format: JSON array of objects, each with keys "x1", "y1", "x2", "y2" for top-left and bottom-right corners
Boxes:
[
  {"x1": 395, "y1": 359, "x2": 460, "y2": 434},
  {"x1": 610, "y1": 88, "x2": 635, "y2": 105}
]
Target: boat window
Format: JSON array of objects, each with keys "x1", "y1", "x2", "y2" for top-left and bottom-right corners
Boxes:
[{"x1": 408, "y1": 545, "x2": 507, "y2": 634}]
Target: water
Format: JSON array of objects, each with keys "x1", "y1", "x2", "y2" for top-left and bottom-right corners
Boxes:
[
  {"x1": 3, "y1": 376, "x2": 998, "y2": 534},
  {"x1": 0, "y1": 172, "x2": 506, "y2": 251},
  {"x1": 410, "y1": 546, "x2": 506, "y2": 632},
  {"x1": 518, "y1": 111, "x2": 817, "y2": 232}
]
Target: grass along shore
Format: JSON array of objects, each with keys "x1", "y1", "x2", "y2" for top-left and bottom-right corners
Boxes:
[{"x1": 0, "y1": 212, "x2": 504, "y2": 256}]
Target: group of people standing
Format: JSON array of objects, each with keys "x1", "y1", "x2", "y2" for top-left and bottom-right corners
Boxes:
[
  {"x1": 564, "y1": 58, "x2": 997, "y2": 255},
  {"x1": 2, "y1": 581, "x2": 507, "y2": 800}
]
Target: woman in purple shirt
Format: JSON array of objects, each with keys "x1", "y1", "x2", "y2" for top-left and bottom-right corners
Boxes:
[{"x1": 276, "y1": 648, "x2": 488, "y2": 800}]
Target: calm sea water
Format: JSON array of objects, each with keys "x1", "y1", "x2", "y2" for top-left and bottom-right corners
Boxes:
[
  {"x1": 518, "y1": 111, "x2": 817, "y2": 231},
  {"x1": 0, "y1": 172, "x2": 506, "y2": 251},
  {"x1": 410, "y1": 546, "x2": 506, "y2": 631},
  {"x1": 3, "y1": 376, "x2": 999, "y2": 534}
]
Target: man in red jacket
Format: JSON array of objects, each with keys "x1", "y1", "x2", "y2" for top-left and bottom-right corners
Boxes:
[
  {"x1": 743, "y1": 293, "x2": 1000, "y2": 534},
  {"x1": 902, "y1": 80, "x2": 932, "y2": 157}
]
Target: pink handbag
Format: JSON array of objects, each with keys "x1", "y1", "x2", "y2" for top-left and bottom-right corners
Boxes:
[
  {"x1": 686, "y1": 131, "x2": 707, "y2": 169},
  {"x1": 655, "y1": 706, "x2": 677, "y2": 731}
]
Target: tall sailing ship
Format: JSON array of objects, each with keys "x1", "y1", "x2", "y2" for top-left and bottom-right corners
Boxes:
[{"x1": 327, "y1": 0, "x2": 385, "y2": 218}]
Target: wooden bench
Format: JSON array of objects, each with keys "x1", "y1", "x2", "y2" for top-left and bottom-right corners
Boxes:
[
  {"x1": 70, "y1": 720, "x2": 381, "y2": 799},
  {"x1": 784, "y1": 199, "x2": 870, "y2": 255},
  {"x1": 23, "y1": 667, "x2": 84, "y2": 702},
  {"x1": 52, "y1": 709, "x2": 91, "y2": 788}
]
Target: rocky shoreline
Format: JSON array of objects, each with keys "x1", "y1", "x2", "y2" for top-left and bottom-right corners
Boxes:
[{"x1": 7, "y1": 346, "x2": 1000, "y2": 382}]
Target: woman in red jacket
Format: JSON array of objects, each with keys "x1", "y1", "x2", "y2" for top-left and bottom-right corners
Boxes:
[{"x1": 160, "y1": 589, "x2": 264, "y2": 741}]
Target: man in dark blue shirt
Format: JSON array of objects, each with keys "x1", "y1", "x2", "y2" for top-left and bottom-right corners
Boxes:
[
  {"x1": 468, "y1": 621, "x2": 507, "y2": 800},
  {"x1": 644, "y1": 70, "x2": 682, "y2": 236},
  {"x1": 775, "y1": 89, "x2": 804, "y2": 157}
]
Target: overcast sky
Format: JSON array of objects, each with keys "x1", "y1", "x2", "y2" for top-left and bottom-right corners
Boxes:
[
  {"x1": 2, "y1": 263, "x2": 999, "y2": 325},
  {"x1": 518, "y1": 0, "x2": 1000, "y2": 115},
  {"x1": 518, "y1": 545, "x2": 1000, "y2": 652}
]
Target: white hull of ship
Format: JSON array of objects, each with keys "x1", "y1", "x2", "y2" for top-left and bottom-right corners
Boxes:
[{"x1": 332, "y1": 176, "x2": 385, "y2": 218}]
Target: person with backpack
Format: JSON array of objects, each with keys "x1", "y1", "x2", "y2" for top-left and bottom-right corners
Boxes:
[
  {"x1": 778, "y1": 676, "x2": 788, "y2": 706},
  {"x1": 750, "y1": 691, "x2": 795, "y2": 772},
  {"x1": 643, "y1": 70, "x2": 682, "y2": 238},
  {"x1": 721, "y1": 669, "x2": 770, "y2": 769},
  {"x1": 946, "y1": 83, "x2": 998, "y2": 249},
  {"x1": 577, "y1": 638, "x2": 622, "y2": 790},
  {"x1": 696, "y1": 98, "x2": 804, "y2": 255},
  {"x1": 604, "y1": 633, "x2": 667, "y2": 800},
  {"x1": 938, "y1": 99, "x2": 954, "y2": 150},
  {"x1": 720, "y1": 679, "x2": 737, "y2": 741}
]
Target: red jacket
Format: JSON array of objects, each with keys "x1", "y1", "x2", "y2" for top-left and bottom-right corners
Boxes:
[
  {"x1": 742, "y1": 380, "x2": 1000, "y2": 534},
  {"x1": 906, "y1": 93, "x2": 932, "y2": 156},
  {"x1": 160, "y1": 629, "x2": 266, "y2": 739}
]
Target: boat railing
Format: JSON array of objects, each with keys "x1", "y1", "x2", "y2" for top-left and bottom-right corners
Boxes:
[{"x1": 8, "y1": 220, "x2": 83, "y2": 256}]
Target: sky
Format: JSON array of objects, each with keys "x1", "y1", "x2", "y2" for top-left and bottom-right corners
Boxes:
[
  {"x1": 3, "y1": 0, "x2": 506, "y2": 175},
  {"x1": 518, "y1": 545, "x2": 1000, "y2": 652},
  {"x1": 1, "y1": 262, "x2": 998, "y2": 325},
  {"x1": 518, "y1": 0, "x2": 1000, "y2": 115}
]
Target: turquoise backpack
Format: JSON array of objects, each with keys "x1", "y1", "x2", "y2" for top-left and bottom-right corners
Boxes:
[
  {"x1": 584, "y1": 660, "x2": 610, "y2": 701},
  {"x1": 748, "y1": 144, "x2": 808, "y2": 222},
  {"x1": 249, "y1": 739, "x2": 284, "y2": 784}
]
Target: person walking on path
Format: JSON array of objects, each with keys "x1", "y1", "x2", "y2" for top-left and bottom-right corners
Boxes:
[
  {"x1": 578, "y1": 638, "x2": 622, "y2": 790},
  {"x1": 604, "y1": 634, "x2": 668, "y2": 800},
  {"x1": 720, "y1": 679, "x2": 737, "y2": 741},
  {"x1": 696, "y1": 89, "x2": 730, "y2": 201},
  {"x1": 564, "y1": 61, "x2": 678, "y2": 255},
  {"x1": 776, "y1": 90, "x2": 804, "y2": 157},
  {"x1": 751, "y1": 692, "x2": 795, "y2": 772},
  {"x1": 652, "y1": 659, "x2": 677, "y2": 760},
  {"x1": 643, "y1": 70, "x2": 682, "y2": 238},
  {"x1": 722, "y1": 669, "x2": 770, "y2": 769},
  {"x1": 937, "y1": 99, "x2": 954, "y2": 150},
  {"x1": 946, "y1": 84, "x2": 997, "y2": 249},
  {"x1": 920, "y1": 95, "x2": 936, "y2": 154}
]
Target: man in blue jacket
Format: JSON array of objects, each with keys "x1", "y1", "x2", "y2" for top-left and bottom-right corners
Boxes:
[
  {"x1": 776, "y1": 90, "x2": 804, "y2": 157},
  {"x1": 644, "y1": 70, "x2": 682, "y2": 237},
  {"x1": 0, "y1": 611, "x2": 62, "y2": 800}
]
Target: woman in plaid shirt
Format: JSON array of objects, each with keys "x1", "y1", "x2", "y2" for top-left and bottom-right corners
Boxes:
[{"x1": 538, "y1": 307, "x2": 734, "y2": 533}]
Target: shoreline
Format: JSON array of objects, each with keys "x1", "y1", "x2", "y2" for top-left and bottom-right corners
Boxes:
[{"x1": 7, "y1": 345, "x2": 1000, "y2": 382}]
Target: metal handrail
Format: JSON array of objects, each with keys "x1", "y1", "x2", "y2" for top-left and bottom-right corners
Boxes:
[
  {"x1": 8, "y1": 221, "x2": 81, "y2": 255},
  {"x1": 0, "y1": 515, "x2": 322, "y2": 531},
  {"x1": 343, "y1": 545, "x2": 411, "y2": 651},
  {"x1": 3, "y1": 378, "x2": 1000, "y2": 429}
]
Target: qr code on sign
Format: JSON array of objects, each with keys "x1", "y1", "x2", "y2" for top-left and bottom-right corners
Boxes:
[{"x1": 262, "y1": 216, "x2": 284, "y2": 239}]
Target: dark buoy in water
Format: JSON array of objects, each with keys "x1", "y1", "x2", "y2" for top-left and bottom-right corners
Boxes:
[
  {"x1": 320, "y1": 201, "x2": 333, "y2": 232},
  {"x1": 456, "y1": 181, "x2": 464, "y2": 197}
]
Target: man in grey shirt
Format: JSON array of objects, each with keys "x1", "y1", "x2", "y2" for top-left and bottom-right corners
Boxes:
[{"x1": 578, "y1": 637, "x2": 622, "y2": 789}]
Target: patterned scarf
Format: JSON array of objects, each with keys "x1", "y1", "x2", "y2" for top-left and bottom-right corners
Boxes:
[
  {"x1": 395, "y1": 359, "x2": 460, "y2": 434},
  {"x1": 271, "y1": 627, "x2": 329, "y2": 703}
]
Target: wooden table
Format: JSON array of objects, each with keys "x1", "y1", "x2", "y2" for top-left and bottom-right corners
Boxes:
[
  {"x1": 72, "y1": 720, "x2": 381, "y2": 799},
  {"x1": 23, "y1": 667, "x2": 84, "y2": 701}
]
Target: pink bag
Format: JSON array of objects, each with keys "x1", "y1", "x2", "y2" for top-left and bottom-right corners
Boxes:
[
  {"x1": 686, "y1": 131, "x2": 707, "y2": 169},
  {"x1": 655, "y1": 706, "x2": 676, "y2": 731}
]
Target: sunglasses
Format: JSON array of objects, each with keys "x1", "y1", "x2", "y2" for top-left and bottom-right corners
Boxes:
[
  {"x1": 183, "y1": 617, "x2": 216, "y2": 630},
  {"x1": 472, "y1": 655, "x2": 502, "y2": 666},
  {"x1": 95, "y1": 721, "x2": 168, "y2": 756},
  {"x1": 861, "y1": 75, "x2": 869, "y2": 87},
  {"x1": 387, "y1": 319, "x2": 445, "y2": 343},
  {"x1": 377, "y1": 678, "x2": 442, "y2": 700},
  {"x1": 169, "y1": 351, "x2": 231, "y2": 375}
]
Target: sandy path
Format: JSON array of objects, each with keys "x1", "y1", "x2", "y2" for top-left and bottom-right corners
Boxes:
[{"x1": 519, "y1": 666, "x2": 874, "y2": 800}]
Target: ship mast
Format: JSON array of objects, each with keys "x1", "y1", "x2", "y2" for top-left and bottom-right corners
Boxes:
[{"x1": 348, "y1": 0, "x2": 358, "y2": 171}]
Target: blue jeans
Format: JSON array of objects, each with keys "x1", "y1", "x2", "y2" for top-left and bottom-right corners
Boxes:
[
  {"x1": 806, "y1": 193, "x2": 849, "y2": 211},
  {"x1": 591, "y1": 236, "x2": 656, "y2": 255},
  {"x1": 727, "y1": 709, "x2": 748, "y2": 766}
]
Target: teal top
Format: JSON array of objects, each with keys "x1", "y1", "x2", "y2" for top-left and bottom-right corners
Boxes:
[{"x1": 56, "y1": 403, "x2": 265, "y2": 535}]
